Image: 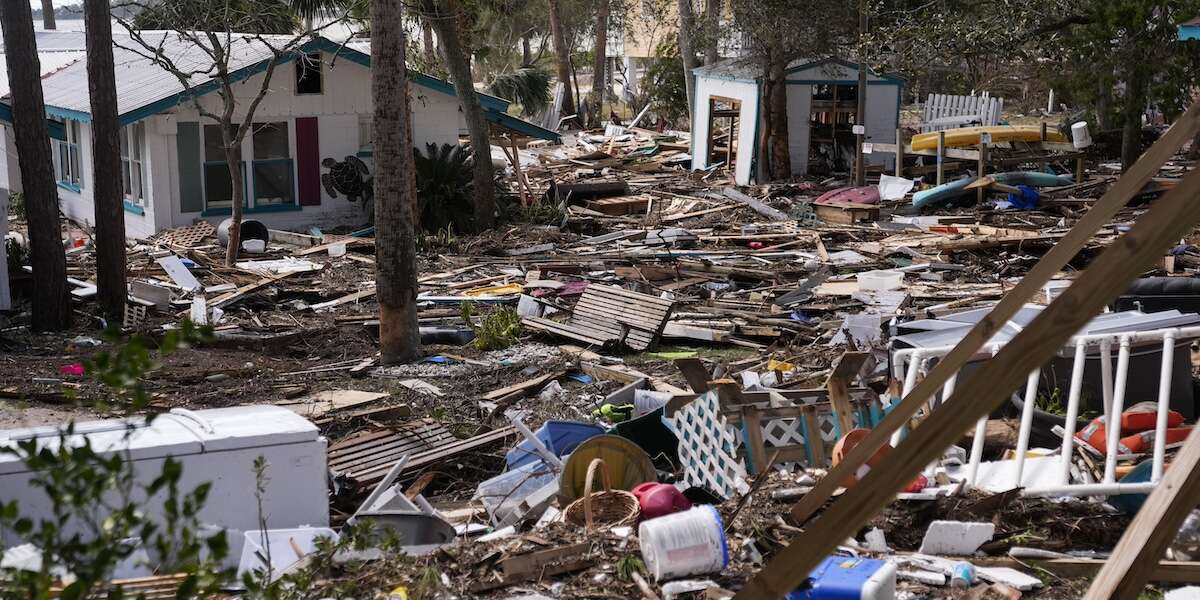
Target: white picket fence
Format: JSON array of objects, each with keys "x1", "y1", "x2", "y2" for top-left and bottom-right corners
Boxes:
[{"x1": 921, "y1": 93, "x2": 1004, "y2": 132}]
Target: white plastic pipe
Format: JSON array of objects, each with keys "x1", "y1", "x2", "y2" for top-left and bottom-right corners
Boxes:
[
  {"x1": 1022, "y1": 481, "x2": 1157, "y2": 498},
  {"x1": 1100, "y1": 339, "x2": 1114, "y2": 424},
  {"x1": 1058, "y1": 340, "x2": 1088, "y2": 485},
  {"x1": 892, "y1": 351, "x2": 924, "y2": 447},
  {"x1": 1152, "y1": 331, "x2": 1177, "y2": 482},
  {"x1": 966, "y1": 346, "x2": 1001, "y2": 487},
  {"x1": 1103, "y1": 337, "x2": 1132, "y2": 483},
  {"x1": 1013, "y1": 370, "x2": 1041, "y2": 487}
]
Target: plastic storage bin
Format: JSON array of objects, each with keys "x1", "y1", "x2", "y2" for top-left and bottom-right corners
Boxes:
[
  {"x1": 506, "y1": 420, "x2": 606, "y2": 469},
  {"x1": 474, "y1": 460, "x2": 560, "y2": 526},
  {"x1": 788, "y1": 556, "x2": 897, "y2": 600},
  {"x1": 856, "y1": 270, "x2": 904, "y2": 291}
]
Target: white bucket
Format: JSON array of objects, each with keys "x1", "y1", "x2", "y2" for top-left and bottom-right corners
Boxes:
[
  {"x1": 634, "y1": 389, "x2": 672, "y2": 417},
  {"x1": 638, "y1": 505, "x2": 729, "y2": 581},
  {"x1": 328, "y1": 243, "x2": 347, "y2": 257},
  {"x1": 1071, "y1": 121, "x2": 1092, "y2": 149}
]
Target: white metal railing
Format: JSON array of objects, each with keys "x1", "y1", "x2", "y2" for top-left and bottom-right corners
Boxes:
[{"x1": 890, "y1": 325, "x2": 1200, "y2": 498}]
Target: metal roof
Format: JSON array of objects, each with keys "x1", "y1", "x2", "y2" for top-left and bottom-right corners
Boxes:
[{"x1": 0, "y1": 30, "x2": 89, "y2": 98}]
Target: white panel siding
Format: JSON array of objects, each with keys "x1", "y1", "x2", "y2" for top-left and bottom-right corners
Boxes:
[
  {"x1": 865, "y1": 85, "x2": 898, "y2": 169},
  {"x1": 691, "y1": 76, "x2": 759, "y2": 186},
  {"x1": 786, "y1": 84, "x2": 812, "y2": 175}
]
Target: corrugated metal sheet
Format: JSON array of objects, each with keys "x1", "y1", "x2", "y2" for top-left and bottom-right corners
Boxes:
[{"x1": 0, "y1": 30, "x2": 89, "y2": 98}]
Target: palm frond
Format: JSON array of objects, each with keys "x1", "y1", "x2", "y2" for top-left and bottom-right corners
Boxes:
[{"x1": 488, "y1": 66, "x2": 552, "y2": 117}]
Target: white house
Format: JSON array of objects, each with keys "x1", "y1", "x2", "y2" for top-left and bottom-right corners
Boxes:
[
  {"x1": 0, "y1": 32, "x2": 559, "y2": 241},
  {"x1": 690, "y1": 58, "x2": 902, "y2": 185}
]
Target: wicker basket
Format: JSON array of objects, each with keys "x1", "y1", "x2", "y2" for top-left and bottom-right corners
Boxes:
[{"x1": 563, "y1": 458, "x2": 640, "y2": 530}]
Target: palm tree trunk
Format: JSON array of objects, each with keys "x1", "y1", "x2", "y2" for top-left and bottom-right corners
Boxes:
[
  {"x1": 703, "y1": 0, "x2": 719, "y2": 64},
  {"x1": 422, "y1": 20, "x2": 435, "y2": 58},
  {"x1": 40, "y1": 0, "x2": 54, "y2": 30},
  {"x1": 424, "y1": 0, "x2": 496, "y2": 229},
  {"x1": 0, "y1": 2, "x2": 69, "y2": 330},
  {"x1": 372, "y1": 0, "x2": 421, "y2": 364},
  {"x1": 84, "y1": 0, "x2": 126, "y2": 323},
  {"x1": 676, "y1": 0, "x2": 699, "y2": 118},
  {"x1": 547, "y1": 0, "x2": 576, "y2": 120},
  {"x1": 590, "y1": 0, "x2": 610, "y2": 128}
]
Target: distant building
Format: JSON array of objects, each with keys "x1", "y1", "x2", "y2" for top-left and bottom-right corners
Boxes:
[
  {"x1": 0, "y1": 31, "x2": 557, "y2": 240},
  {"x1": 689, "y1": 57, "x2": 902, "y2": 185}
]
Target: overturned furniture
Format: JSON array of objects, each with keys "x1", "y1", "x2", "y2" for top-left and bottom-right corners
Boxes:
[{"x1": 523, "y1": 284, "x2": 675, "y2": 351}]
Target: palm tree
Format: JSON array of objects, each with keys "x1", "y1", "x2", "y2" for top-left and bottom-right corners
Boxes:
[
  {"x1": 420, "y1": 0, "x2": 497, "y2": 229},
  {"x1": 84, "y1": 0, "x2": 126, "y2": 322},
  {"x1": 0, "y1": 2, "x2": 69, "y2": 330},
  {"x1": 371, "y1": 0, "x2": 421, "y2": 364}
]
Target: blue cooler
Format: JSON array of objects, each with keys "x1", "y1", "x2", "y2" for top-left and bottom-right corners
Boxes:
[
  {"x1": 506, "y1": 421, "x2": 606, "y2": 469},
  {"x1": 787, "y1": 556, "x2": 897, "y2": 600}
]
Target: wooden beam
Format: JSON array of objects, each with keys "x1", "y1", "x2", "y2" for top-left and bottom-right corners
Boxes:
[
  {"x1": 1085, "y1": 428, "x2": 1200, "y2": 599},
  {"x1": 675, "y1": 358, "x2": 712, "y2": 392},
  {"x1": 785, "y1": 101, "x2": 1200, "y2": 529},
  {"x1": 737, "y1": 108, "x2": 1200, "y2": 599}
]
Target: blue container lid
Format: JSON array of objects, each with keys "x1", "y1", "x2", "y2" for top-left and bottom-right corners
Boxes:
[
  {"x1": 506, "y1": 420, "x2": 606, "y2": 469},
  {"x1": 787, "y1": 556, "x2": 890, "y2": 600}
]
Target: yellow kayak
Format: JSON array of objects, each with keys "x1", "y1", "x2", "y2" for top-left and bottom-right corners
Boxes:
[{"x1": 911, "y1": 125, "x2": 1066, "y2": 151}]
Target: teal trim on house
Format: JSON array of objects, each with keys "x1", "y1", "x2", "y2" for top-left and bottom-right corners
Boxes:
[
  {"x1": 108, "y1": 37, "x2": 509, "y2": 125},
  {"x1": 123, "y1": 200, "x2": 146, "y2": 215},
  {"x1": 482, "y1": 109, "x2": 562, "y2": 142},
  {"x1": 1181, "y1": 24, "x2": 1200, "y2": 40},
  {"x1": 784, "y1": 57, "x2": 906, "y2": 85},
  {"x1": 47, "y1": 106, "x2": 91, "y2": 123},
  {"x1": 200, "y1": 202, "x2": 302, "y2": 217},
  {"x1": 56, "y1": 181, "x2": 80, "y2": 193}
]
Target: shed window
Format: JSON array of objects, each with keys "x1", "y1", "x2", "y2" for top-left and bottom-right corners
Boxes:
[
  {"x1": 120, "y1": 123, "x2": 146, "y2": 205},
  {"x1": 295, "y1": 52, "x2": 322, "y2": 95},
  {"x1": 53, "y1": 120, "x2": 83, "y2": 189}
]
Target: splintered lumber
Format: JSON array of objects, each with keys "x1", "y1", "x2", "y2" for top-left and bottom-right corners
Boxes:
[
  {"x1": 723, "y1": 188, "x2": 789, "y2": 221},
  {"x1": 310, "y1": 287, "x2": 377, "y2": 311},
  {"x1": 523, "y1": 284, "x2": 675, "y2": 351},
  {"x1": 278, "y1": 389, "x2": 389, "y2": 419},
  {"x1": 736, "y1": 105, "x2": 1200, "y2": 599},
  {"x1": 1084, "y1": 428, "x2": 1200, "y2": 599},
  {"x1": 209, "y1": 271, "x2": 297, "y2": 308},
  {"x1": 484, "y1": 370, "x2": 566, "y2": 403},
  {"x1": 972, "y1": 558, "x2": 1200, "y2": 584},
  {"x1": 585, "y1": 195, "x2": 651, "y2": 215},
  {"x1": 784, "y1": 100, "x2": 1200, "y2": 531}
]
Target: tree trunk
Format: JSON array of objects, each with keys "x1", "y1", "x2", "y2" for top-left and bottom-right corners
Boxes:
[
  {"x1": 84, "y1": 0, "x2": 126, "y2": 323},
  {"x1": 590, "y1": 0, "x2": 610, "y2": 128},
  {"x1": 372, "y1": 0, "x2": 421, "y2": 364},
  {"x1": 676, "y1": 0, "x2": 699, "y2": 119},
  {"x1": 422, "y1": 20, "x2": 435, "y2": 59},
  {"x1": 425, "y1": 0, "x2": 496, "y2": 229},
  {"x1": 0, "y1": 2, "x2": 69, "y2": 330},
  {"x1": 39, "y1": 0, "x2": 54, "y2": 30},
  {"x1": 547, "y1": 0, "x2": 576, "y2": 121},
  {"x1": 702, "y1": 0, "x2": 719, "y2": 64},
  {"x1": 763, "y1": 58, "x2": 792, "y2": 180},
  {"x1": 522, "y1": 33, "x2": 532, "y2": 66},
  {"x1": 221, "y1": 129, "x2": 244, "y2": 267},
  {"x1": 1120, "y1": 73, "x2": 1147, "y2": 170}
]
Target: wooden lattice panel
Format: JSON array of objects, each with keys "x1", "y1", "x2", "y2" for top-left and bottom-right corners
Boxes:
[
  {"x1": 157, "y1": 221, "x2": 215, "y2": 247},
  {"x1": 669, "y1": 390, "x2": 748, "y2": 500}
]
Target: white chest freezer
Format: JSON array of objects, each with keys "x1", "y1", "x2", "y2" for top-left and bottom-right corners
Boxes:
[{"x1": 0, "y1": 405, "x2": 329, "y2": 550}]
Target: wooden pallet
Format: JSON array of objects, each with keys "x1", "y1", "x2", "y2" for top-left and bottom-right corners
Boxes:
[
  {"x1": 523, "y1": 284, "x2": 675, "y2": 351},
  {"x1": 813, "y1": 201, "x2": 879, "y2": 225},
  {"x1": 156, "y1": 221, "x2": 215, "y2": 247},
  {"x1": 585, "y1": 195, "x2": 651, "y2": 215}
]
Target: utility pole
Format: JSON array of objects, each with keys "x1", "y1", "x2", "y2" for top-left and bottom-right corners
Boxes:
[{"x1": 854, "y1": 3, "x2": 868, "y2": 187}]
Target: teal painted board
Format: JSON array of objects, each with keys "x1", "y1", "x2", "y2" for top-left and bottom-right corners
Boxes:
[{"x1": 177, "y1": 122, "x2": 204, "y2": 213}]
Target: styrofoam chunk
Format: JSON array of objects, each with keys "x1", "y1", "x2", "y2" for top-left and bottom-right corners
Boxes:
[{"x1": 918, "y1": 520, "x2": 995, "y2": 555}]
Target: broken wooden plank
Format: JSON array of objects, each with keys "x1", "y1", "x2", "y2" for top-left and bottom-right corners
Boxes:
[
  {"x1": 278, "y1": 389, "x2": 390, "y2": 419},
  {"x1": 723, "y1": 188, "x2": 788, "y2": 221},
  {"x1": 1084, "y1": 428, "x2": 1200, "y2": 599},
  {"x1": 738, "y1": 103, "x2": 1200, "y2": 599},
  {"x1": 783, "y1": 101, "x2": 1200, "y2": 530}
]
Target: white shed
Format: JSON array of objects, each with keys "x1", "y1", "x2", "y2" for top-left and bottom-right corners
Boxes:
[{"x1": 691, "y1": 58, "x2": 902, "y2": 185}]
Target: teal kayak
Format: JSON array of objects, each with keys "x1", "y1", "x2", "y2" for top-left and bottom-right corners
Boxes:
[{"x1": 913, "y1": 171, "x2": 1075, "y2": 209}]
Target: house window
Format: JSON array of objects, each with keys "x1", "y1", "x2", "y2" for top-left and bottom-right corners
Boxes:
[
  {"x1": 295, "y1": 52, "x2": 322, "y2": 95},
  {"x1": 120, "y1": 123, "x2": 146, "y2": 205},
  {"x1": 203, "y1": 123, "x2": 241, "y2": 209},
  {"x1": 357, "y1": 114, "x2": 373, "y2": 151},
  {"x1": 54, "y1": 120, "x2": 83, "y2": 189},
  {"x1": 250, "y1": 121, "x2": 294, "y2": 206}
]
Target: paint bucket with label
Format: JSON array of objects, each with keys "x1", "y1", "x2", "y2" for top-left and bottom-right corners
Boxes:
[{"x1": 638, "y1": 505, "x2": 729, "y2": 581}]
